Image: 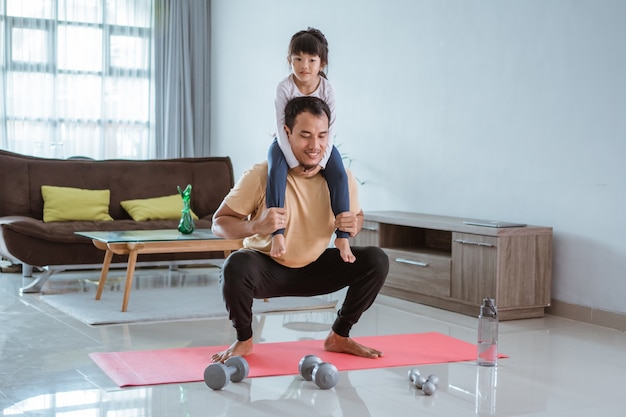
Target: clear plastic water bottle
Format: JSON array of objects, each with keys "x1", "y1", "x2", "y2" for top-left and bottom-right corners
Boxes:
[{"x1": 477, "y1": 297, "x2": 498, "y2": 366}]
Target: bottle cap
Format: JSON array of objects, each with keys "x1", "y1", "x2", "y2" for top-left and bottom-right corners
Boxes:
[{"x1": 480, "y1": 297, "x2": 497, "y2": 317}]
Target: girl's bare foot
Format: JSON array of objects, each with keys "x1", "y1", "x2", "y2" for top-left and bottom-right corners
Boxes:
[
  {"x1": 324, "y1": 330, "x2": 383, "y2": 358},
  {"x1": 334, "y1": 237, "x2": 356, "y2": 263},
  {"x1": 211, "y1": 338, "x2": 253, "y2": 363},
  {"x1": 270, "y1": 234, "x2": 286, "y2": 258}
]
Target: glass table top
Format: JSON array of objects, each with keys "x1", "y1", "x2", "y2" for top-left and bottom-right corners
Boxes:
[{"x1": 75, "y1": 229, "x2": 222, "y2": 243}]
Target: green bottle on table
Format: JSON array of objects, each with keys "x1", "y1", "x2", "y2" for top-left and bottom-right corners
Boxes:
[{"x1": 177, "y1": 184, "x2": 195, "y2": 234}]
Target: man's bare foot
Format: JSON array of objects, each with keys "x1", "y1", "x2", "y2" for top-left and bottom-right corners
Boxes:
[
  {"x1": 211, "y1": 338, "x2": 253, "y2": 363},
  {"x1": 324, "y1": 330, "x2": 383, "y2": 358},
  {"x1": 335, "y1": 237, "x2": 356, "y2": 263},
  {"x1": 270, "y1": 234, "x2": 286, "y2": 258}
]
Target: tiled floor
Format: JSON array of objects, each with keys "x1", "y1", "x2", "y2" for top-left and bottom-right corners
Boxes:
[{"x1": 1, "y1": 265, "x2": 625, "y2": 416}]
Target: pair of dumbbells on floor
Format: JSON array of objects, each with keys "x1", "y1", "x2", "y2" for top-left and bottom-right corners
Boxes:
[
  {"x1": 203, "y1": 354, "x2": 339, "y2": 390},
  {"x1": 408, "y1": 368, "x2": 439, "y2": 395}
]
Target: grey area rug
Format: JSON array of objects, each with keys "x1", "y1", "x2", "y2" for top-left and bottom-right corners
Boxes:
[{"x1": 39, "y1": 278, "x2": 338, "y2": 326}]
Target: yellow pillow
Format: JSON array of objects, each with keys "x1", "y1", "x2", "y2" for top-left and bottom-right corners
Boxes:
[
  {"x1": 120, "y1": 194, "x2": 200, "y2": 221},
  {"x1": 42, "y1": 185, "x2": 114, "y2": 222}
]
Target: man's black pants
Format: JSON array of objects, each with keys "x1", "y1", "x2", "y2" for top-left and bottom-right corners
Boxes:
[{"x1": 220, "y1": 246, "x2": 389, "y2": 341}]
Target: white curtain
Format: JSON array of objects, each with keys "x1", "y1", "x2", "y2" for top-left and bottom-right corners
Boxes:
[
  {"x1": 0, "y1": 0, "x2": 155, "y2": 160},
  {"x1": 153, "y1": 0, "x2": 210, "y2": 158}
]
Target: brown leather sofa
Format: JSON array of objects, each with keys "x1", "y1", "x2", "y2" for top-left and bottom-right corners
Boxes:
[{"x1": 0, "y1": 149, "x2": 235, "y2": 292}]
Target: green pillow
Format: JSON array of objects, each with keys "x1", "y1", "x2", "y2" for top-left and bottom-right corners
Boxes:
[
  {"x1": 120, "y1": 194, "x2": 200, "y2": 221},
  {"x1": 42, "y1": 185, "x2": 114, "y2": 222}
]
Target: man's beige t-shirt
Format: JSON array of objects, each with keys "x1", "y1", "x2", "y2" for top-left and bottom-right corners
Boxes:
[{"x1": 224, "y1": 161, "x2": 361, "y2": 268}]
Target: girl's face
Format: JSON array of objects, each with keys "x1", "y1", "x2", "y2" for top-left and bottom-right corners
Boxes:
[{"x1": 289, "y1": 52, "x2": 324, "y2": 85}]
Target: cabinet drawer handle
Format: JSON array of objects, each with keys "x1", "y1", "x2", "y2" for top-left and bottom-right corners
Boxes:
[
  {"x1": 362, "y1": 226, "x2": 378, "y2": 231},
  {"x1": 395, "y1": 257, "x2": 429, "y2": 267},
  {"x1": 454, "y1": 239, "x2": 495, "y2": 248}
]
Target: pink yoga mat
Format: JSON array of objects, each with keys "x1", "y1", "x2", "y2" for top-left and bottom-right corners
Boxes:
[{"x1": 90, "y1": 332, "x2": 500, "y2": 387}]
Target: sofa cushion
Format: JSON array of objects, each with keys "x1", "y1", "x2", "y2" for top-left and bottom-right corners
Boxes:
[
  {"x1": 41, "y1": 185, "x2": 114, "y2": 222},
  {"x1": 120, "y1": 195, "x2": 199, "y2": 221}
]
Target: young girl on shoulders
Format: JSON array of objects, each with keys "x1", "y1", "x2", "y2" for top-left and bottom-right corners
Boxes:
[{"x1": 267, "y1": 27, "x2": 354, "y2": 263}]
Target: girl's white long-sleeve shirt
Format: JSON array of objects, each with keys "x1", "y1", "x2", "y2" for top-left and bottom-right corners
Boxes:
[{"x1": 274, "y1": 74, "x2": 336, "y2": 169}]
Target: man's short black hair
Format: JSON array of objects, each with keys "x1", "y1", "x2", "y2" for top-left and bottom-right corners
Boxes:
[{"x1": 284, "y1": 96, "x2": 331, "y2": 132}]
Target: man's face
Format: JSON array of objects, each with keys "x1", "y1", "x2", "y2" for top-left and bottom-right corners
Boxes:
[{"x1": 284, "y1": 111, "x2": 329, "y2": 170}]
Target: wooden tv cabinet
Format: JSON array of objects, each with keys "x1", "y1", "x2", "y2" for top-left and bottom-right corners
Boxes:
[{"x1": 352, "y1": 211, "x2": 552, "y2": 320}]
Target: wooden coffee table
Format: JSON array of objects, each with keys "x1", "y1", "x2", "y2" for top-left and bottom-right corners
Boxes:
[{"x1": 75, "y1": 229, "x2": 243, "y2": 312}]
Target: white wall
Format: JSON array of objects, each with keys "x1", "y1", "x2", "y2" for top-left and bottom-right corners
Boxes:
[{"x1": 210, "y1": 0, "x2": 626, "y2": 315}]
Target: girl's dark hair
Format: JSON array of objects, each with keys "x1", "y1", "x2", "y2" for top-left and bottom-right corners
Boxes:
[{"x1": 288, "y1": 27, "x2": 329, "y2": 76}]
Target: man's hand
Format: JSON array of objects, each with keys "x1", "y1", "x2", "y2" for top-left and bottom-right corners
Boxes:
[
  {"x1": 212, "y1": 201, "x2": 287, "y2": 239},
  {"x1": 254, "y1": 206, "x2": 287, "y2": 235},
  {"x1": 335, "y1": 211, "x2": 360, "y2": 237},
  {"x1": 292, "y1": 165, "x2": 322, "y2": 178}
]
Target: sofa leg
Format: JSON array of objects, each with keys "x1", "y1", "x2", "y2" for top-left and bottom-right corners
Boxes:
[
  {"x1": 22, "y1": 264, "x2": 33, "y2": 277},
  {"x1": 20, "y1": 268, "x2": 55, "y2": 294}
]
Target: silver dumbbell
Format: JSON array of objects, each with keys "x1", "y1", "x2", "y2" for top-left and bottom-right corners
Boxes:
[
  {"x1": 408, "y1": 368, "x2": 427, "y2": 388},
  {"x1": 298, "y1": 354, "x2": 339, "y2": 390},
  {"x1": 408, "y1": 368, "x2": 439, "y2": 395},
  {"x1": 204, "y1": 356, "x2": 250, "y2": 390}
]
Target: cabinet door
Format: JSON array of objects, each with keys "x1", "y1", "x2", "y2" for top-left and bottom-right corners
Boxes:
[{"x1": 451, "y1": 233, "x2": 498, "y2": 304}]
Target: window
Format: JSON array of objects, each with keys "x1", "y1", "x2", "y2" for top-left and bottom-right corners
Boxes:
[{"x1": 1, "y1": 0, "x2": 153, "y2": 159}]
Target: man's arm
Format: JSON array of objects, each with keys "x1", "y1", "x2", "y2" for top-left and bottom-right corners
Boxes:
[
  {"x1": 355, "y1": 210, "x2": 364, "y2": 236},
  {"x1": 211, "y1": 200, "x2": 286, "y2": 239}
]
